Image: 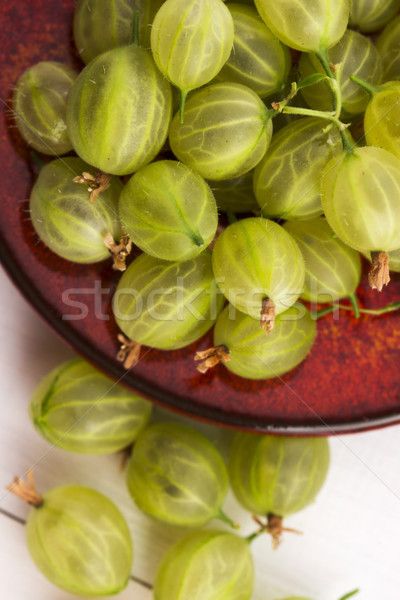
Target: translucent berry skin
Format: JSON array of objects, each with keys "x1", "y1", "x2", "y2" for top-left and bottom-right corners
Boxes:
[
  {"x1": 29, "y1": 359, "x2": 152, "y2": 454},
  {"x1": 388, "y1": 248, "x2": 400, "y2": 272},
  {"x1": 214, "y1": 304, "x2": 316, "y2": 380},
  {"x1": 210, "y1": 170, "x2": 259, "y2": 214},
  {"x1": 363, "y1": 82, "x2": 400, "y2": 159},
  {"x1": 151, "y1": 0, "x2": 234, "y2": 98},
  {"x1": 299, "y1": 30, "x2": 383, "y2": 119},
  {"x1": 119, "y1": 160, "x2": 218, "y2": 262},
  {"x1": 30, "y1": 157, "x2": 121, "y2": 263},
  {"x1": 321, "y1": 147, "x2": 400, "y2": 254},
  {"x1": 216, "y1": 4, "x2": 291, "y2": 98},
  {"x1": 229, "y1": 433, "x2": 330, "y2": 516},
  {"x1": 113, "y1": 250, "x2": 224, "y2": 350},
  {"x1": 283, "y1": 218, "x2": 361, "y2": 304},
  {"x1": 73, "y1": 0, "x2": 164, "y2": 63},
  {"x1": 253, "y1": 0, "x2": 349, "y2": 53},
  {"x1": 169, "y1": 82, "x2": 272, "y2": 181},
  {"x1": 154, "y1": 530, "x2": 254, "y2": 600},
  {"x1": 126, "y1": 423, "x2": 229, "y2": 527},
  {"x1": 12, "y1": 61, "x2": 77, "y2": 155},
  {"x1": 349, "y1": 0, "x2": 400, "y2": 33},
  {"x1": 376, "y1": 15, "x2": 400, "y2": 82},
  {"x1": 26, "y1": 486, "x2": 133, "y2": 596},
  {"x1": 254, "y1": 118, "x2": 342, "y2": 221},
  {"x1": 212, "y1": 218, "x2": 305, "y2": 320},
  {"x1": 66, "y1": 45, "x2": 172, "y2": 176}
]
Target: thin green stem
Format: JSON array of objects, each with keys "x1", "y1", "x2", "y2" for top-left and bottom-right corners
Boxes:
[
  {"x1": 350, "y1": 74, "x2": 379, "y2": 96},
  {"x1": 216, "y1": 508, "x2": 240, "y2": 530},
  {"x1": 338, "y1": 590, "x2": 359, "y2": 600},
  {"x1": 244, "y1": 529, "x2": 262, "y2": 544},
  {"x1": 130, "y1": 11, "x2": 140, "y2": 45},
  {"x1": 316, "y1": 48, "x2": 339, "y2": 115},
  {"x1": 348, "y1": 293, "x2": 360, "y2": 319},
  {"x1": 179, "y1": 89, "x2": 188, "y2": 124},
  {"x1": 281, "y1": 105, "x2": 344, "y2": 130},
  {"x1": 226, "y1": 209, "x2": 238, "y2": 225},
  {"x1": 29, "y1": 150, "x2": 45, "y2": 170},
  {"x1": 314, "y1": 301, "x2": 400, "y2": 319}
]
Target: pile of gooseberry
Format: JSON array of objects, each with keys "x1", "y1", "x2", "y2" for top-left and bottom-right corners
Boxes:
[{"x1": 6, "y1": 0, "x2": 400, "y2": 597}]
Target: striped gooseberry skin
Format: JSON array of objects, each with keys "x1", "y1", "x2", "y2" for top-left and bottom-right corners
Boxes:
[
  {"x1": 113, "y1": 250, "x2": 224, "y2": 350},
  {"x1": 210, "y1": 170, "x2": 259, "y2": 213},
  {"x1": 388, "y1": 248, "x2": 400, "y2": 272},
  {"x1": 73, "y1": 0, "x2": 164, "y2": 63},
  {"x1": 376, "y1": 15, "x2": 400, "y2": 82},
  {"x1": 299, "y1": 30, "x2": 383, "y2": 119},
  {"x1": 154, "y1": 530, "x2": 254, "y2": 600},
  {"x1": 126, "y1": 423, "x2": 229, "y2": 527},
  {"x1": 12, "y1": 61, "x2": 77, "y2": 155},
  {"x1": 363, "y1": 82, "x2": 400, "y2": 159},
  {"x1": 169, "y1": 82, "x2": 272, "y2": 181},
  {"x1": 229, "y1": 433, "x2": 330, "y2": 516},
  {"x1": 212, "y1": 218, "x2": 305, "y2": 320},
  {"x1": 29, "y1": 358, "x2": 152, "y2": 454},
  {"x1": 283, "y1": 217, "x2": 361, "y2": 304},
  {"x1": 119, "y1": 160, "x2": 218, "y2": 262},
  {"x1": 151, "y1": 0, "x2": 234, "y2": 99},
  {"x1": 66, "y1": 45, "x2": 172, "y2": 176},
  {"x1": 321, "y1": 147, "x2": 400, "y2": 254},
  {"x1": 26, "y1": 486, "x2": 133, "y2": 596},
  {"x1": 253, "y1": 0, "x2": 349, "y2": 53},
  {"x1": 30, "y1": 157, "x2": 121, "y2": 264},
  {"x1": 254, "y1": 117, "x2": 342, "y2": 221},
  {"x1": 216, "y1": 3, "x2": 291, "y2": 99},
  {"x1": 349, "y1": 0, "x2": 400, "y2": 33},
  {"x1": 214, "y1": 304, "x2": 316, "y2": 380}
]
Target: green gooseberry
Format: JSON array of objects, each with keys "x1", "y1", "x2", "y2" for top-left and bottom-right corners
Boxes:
[
  {"x1": 216, "y1": 3, "x2": 291, "y2": 99},
  {"x1": 229, "y1": 433, "x2": 330, "y2": 534},
  {"x1": 197, "y1": 303, "x2": 316, "y2": 380},
  {"x1": 389, "y1": 248, "x2": 400, "y2": 273},
  {"x1": 126, "y1": 423, "x2": 235, "y2": 528},
  {"x1": 209, "y1": 169, "x2": 259, "y2": 214},
  {"x1": 321, "y1": 146, "x2": 400, "y2": 290},
  {"x1": 113, "y1": 250, "x2": 224, "y2": 351},
  {"x1": 362, "y1": 81, "x2": 400, "y2": 159},
  {"x1": 119, "y1": 160, "x2": 218, "y2": 261},
  {"x1": 73, "y1": 0, "x2": 164, "y2": 63},
  {"x1": 254, "y1": 117, "x2": 342, "y2": 221},
  {"x1": 29, "y1": 358, "x2": 152, "y2": 454},
  {"x1": 169, "y1": 82, "x2": 272, "y2": 181},
  {"x1": 212, "y1": 217, "x2": 305, "y2": 325},
  {"x1": 253, "y1": 0, "x2": 349, "y2": 53},
  {"x1": 299, "y1": 30, "x2": 383, "y2": 119},
  {"x1": 349, "y1": 0, "x2": 400, "y2": 33},
  {"x1": 283, "y1": 217, "x2": 361, "y2": 304},
  {"x1": 66, "y1": 44, "x2": 172, "y2": 176},
  {"x1": 30, "y1": 157, "x2": 121, "y2": 263},
  {"x1": 151, "y1": 0, "x2": 234, "y2": 120},
  {"x1": 376, "y1": 15, "x2": 400, "y2": 82},
  {"x1": 12, "y1": 61, "x2": 77, "y2": 155},
  {"x1": 8, "y1": 475, "x2": 133, "y2": 597},
  {"x1": 153, "y1": 530, "x2": 254, "y2": 600}
]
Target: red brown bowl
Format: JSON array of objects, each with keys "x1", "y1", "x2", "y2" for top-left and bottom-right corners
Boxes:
[{"x1": 1, "y1": 0, "x2": 400, "y2": 435}]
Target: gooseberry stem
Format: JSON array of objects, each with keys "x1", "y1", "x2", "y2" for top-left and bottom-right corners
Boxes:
[
  {"x1": 315, "y1": 48, "x2": 341, "y2": 117},
  {"x1": 338, "y1": 590, "x2": 360, "y2": 600},
  {"x1": 29, "y1": 150, "x2": 45, "y2": 170},
  {"x1": 314, "y1": 301, "x2": 400, "y2": 319},
  {"x1": 348, "y1": 293, "x2": 360, "y2": 319},
  {"x1": 226, "y1": 209, "x2": 238, "y2": 224},
  {"x1": 350, "y1": 74, "x2": 379, "y2": 96},
  {"x1": 179, "y1": 89, "x2": 188, "y2": 124},
  {"x1": 216, "y1": 508, "x2": 240, "y2": 530},
  {"x1": 130, "y1": 11, "x2": 140, "y2": 45},
  {"x1": 280, "y1": 105, "x2": 344, "y2": 131}
]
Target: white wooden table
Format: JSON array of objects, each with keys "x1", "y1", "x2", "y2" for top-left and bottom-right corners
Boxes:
[{"x1": 0, "y1": 265, "x2": 399, "y2": 600}]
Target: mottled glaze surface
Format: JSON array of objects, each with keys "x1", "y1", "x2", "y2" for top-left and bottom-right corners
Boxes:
[{"x1": 1, "y1": 0, "x2": 400, "y2": 434}]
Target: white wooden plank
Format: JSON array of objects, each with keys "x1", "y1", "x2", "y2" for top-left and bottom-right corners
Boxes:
[{"x1": 1, "y1": 266, "x2": 400, "y2": 600}]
